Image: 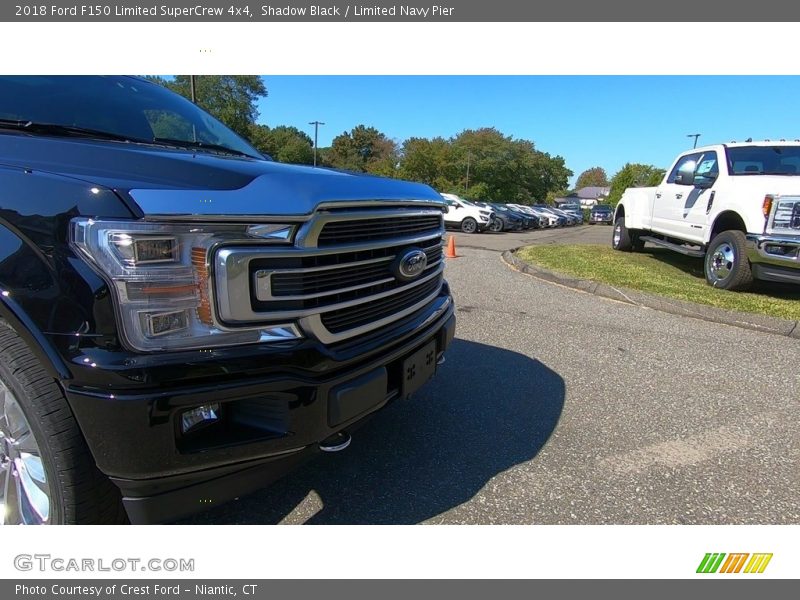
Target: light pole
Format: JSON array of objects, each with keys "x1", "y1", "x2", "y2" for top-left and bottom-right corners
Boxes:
[
  {"x1": 687, "y1": 133, "x2": 701, "y2": 149},
  {"x1": 465, "y1": 151, "x2": 471, "y2": 193},
  {"x1": 309, "y1": 120, "x2": 325, "y2": 167}
]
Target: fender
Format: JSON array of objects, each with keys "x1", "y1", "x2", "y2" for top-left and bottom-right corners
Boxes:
[{"x1": 0, "y1": 291, "x2": 70, "y2": 380}]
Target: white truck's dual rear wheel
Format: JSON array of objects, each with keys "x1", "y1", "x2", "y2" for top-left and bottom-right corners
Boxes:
[{"x1": 612, "y1": 218, "x2": 644, "y2": 252}]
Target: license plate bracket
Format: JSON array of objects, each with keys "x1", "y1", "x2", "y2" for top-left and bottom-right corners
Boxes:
[{"x1": 401, "y1": 339, "x2": 437, "y2": 397}]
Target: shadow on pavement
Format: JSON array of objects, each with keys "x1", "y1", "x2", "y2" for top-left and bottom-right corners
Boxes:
[{"x1": 181, "y1": 338, "x2": 565, "y2": 524}]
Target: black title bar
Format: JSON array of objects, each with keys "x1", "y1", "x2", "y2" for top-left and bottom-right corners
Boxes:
[{"x1": 3, "y1": 0, "x2": 800, "y2": 22}]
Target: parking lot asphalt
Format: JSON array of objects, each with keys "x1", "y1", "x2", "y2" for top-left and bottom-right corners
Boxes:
[{"x1": 183, "y1": 225, "x2": 799, "y2": 525}]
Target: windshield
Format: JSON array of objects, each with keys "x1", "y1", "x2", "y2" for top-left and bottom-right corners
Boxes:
[
  {"x1": 726, "y1": 145, "x2": 800, "y2": 176},
  {"x1": 0, "y1": 76, "x2": 262, "y2": 159},
  {"x1": 593, "y1": 206, "x2": 612, "y2": 213}
]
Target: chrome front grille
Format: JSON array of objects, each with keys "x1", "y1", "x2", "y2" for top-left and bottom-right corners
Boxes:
[
  {"x1": 770, "y1": 197, "x2": 800, "y2": 232},
  {"x1": 322, "y1": 275, "x2": 444, "y2": 333},
  {"x1": 317, "y1": 214, "x2": 443, "y2": 246},
  {"x1": 265, "y1": 242, "x2": 443, "y2": 300},
  {"x1": 213, "y1": 204, "x2": 446, "y2": 343},
  {"x1": 252, "y1": 239, "x2": 443, "y2": 311}
]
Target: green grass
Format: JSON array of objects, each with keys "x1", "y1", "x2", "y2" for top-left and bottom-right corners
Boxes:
[{"x1": 515, "y1": 244, "x2": 800, "y2": 320}]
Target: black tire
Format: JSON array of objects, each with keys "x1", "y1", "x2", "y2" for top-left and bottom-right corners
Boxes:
[
  {"x1": 704, "y1": 230, "x2": 753, "y2": 291},
  {"x1": 0, "y1": 321, "x2": 127, "y2": 524},
  {"x1": 612, "y1": 217, "x2": 633, "y2": 251},
  {"x1": 461, "y1": 217, "x2": 478, "y2": 234},
  {"x1": 489, "y1": 218, "x2": 504, "y2": 233}
]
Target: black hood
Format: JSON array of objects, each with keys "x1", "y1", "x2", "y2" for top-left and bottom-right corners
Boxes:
[{"x1": 0, "y1": 133, "x2": 443, "y2": 218}]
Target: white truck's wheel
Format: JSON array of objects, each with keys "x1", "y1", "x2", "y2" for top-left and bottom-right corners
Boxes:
[
  {"x1": 704, "y1": 230, "x2": 753, "y2": 291},
  {"x1": 612, "y1": 217, "x2": 633, "y2": 251}
]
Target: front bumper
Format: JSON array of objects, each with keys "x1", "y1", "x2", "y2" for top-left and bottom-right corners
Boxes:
[
  {"x1": 63, "y1": 293, "x2": 456, "y2": 523},
  {"x1": 746, "y1": 233, "x2": 800, "y2": 284}
]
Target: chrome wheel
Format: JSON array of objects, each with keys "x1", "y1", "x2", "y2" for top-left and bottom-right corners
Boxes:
[
  {"x1": 613, "y1": 223, "x2": 622, "y2": 247},
  {"x1": 709, "y1": 243, "x2": 735, "y2": 282},
  {"x1": 0, "y1": 377, "x2": 51, "y2": 525}
]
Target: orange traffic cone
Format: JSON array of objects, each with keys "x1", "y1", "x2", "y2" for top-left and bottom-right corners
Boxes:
[{"x1": 445, "y1": 235, "x2": 458, "y2": 258}]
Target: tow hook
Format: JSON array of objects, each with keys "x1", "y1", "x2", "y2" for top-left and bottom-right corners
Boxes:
[{"x1": 319, "y1": 431, "x2": 351, "y2": 452}]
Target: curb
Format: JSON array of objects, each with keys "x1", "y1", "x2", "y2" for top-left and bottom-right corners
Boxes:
[{"x1": 501, "y1": 249, "x2": 800, "y2": 340}]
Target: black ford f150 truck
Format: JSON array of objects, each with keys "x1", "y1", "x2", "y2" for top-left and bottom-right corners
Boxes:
[{"x1": 0, "y1": 76, "x2": 455, "y2": 524}]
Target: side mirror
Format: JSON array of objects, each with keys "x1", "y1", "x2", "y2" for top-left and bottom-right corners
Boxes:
[
  {"x1": 674, "y1": 160, "x2": 697, "y2": 185},
  {"x1": 442, "y1": 205, "x2": 450, "y2": 214}
]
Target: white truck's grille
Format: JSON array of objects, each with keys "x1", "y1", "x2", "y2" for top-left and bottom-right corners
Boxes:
[{"x1": 770, "y1": 197, "x2": 800, "y2": 232}]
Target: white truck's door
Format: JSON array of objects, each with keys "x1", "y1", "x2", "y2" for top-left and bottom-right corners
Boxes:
[
  {"x1": 653, "y1": 152, "x2": 701, "y2": 237},
  {"x1": 677, "y1": 150, "x2": 720, "y2": 243}
]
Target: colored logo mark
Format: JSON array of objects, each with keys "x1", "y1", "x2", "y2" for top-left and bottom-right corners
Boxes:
[{"x1": 696, "y1": 553, "x2": 773, "y2": 574}]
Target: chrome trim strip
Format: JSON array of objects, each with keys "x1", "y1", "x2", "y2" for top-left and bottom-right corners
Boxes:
[
  {"x1": 257, "y1": 276, "x2": 396, "y2": 302},
  {"x1": 218, "y1": 261, "x2": 444, "y2": 323},
  {"x1": 269, "y1": 254, "x2": 395, "y2": 275},
  {"x1": 256, "y1": 256, "x2": 443, "y2": 302},
  {"x1": 218, "y1": 230, "x2": 443, "y2": 260}
]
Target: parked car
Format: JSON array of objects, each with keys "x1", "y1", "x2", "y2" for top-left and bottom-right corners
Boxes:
[
  {"x1": 613, "y1": 141, "x2": 800, "y2": 290},
  {"x1": 533, "y1": 205, "x2": 568, "y2": 227},
  {"x1": 480, "y1": 203, "x2": 524, "y2": 231},
  {"x1": 440, "y1": 193, "x2": 494, "y2": 233},
  {"x1": 492, "y1": 204, "x2": 537, "y2": 229},
  {"x1": 590, "y1": 204, "x2": 614, "y2": 225},
  {"x1": 508, "y1": 204, "x2": 553, "y2": 228},
  {"x1": 560, "y1": 203, "x2": 584, "y2": 224},
  {"x1": 548, "y1": 206, "x2": 579, "y2": 226},
  {"x1": 0, "y1": 76, "x2": 456, "y2": 524}
]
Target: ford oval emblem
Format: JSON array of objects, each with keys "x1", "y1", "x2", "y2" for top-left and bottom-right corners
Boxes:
[{"x1": 393, "y1": 248, "x2": 428, "y2": 282}]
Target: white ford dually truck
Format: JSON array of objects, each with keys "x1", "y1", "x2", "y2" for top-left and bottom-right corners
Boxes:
[{"x1": 613, "y1": 141, "x2": 800, "y2": 290}]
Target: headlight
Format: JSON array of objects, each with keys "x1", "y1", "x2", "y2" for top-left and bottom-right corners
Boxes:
[{"x1": 70, "y1": 218, "x2": 301, "y2": 352}]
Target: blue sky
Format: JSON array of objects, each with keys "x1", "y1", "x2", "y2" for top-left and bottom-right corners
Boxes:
[{"x1": 255, "y1": 75, "x2": 800, "y2": 187}]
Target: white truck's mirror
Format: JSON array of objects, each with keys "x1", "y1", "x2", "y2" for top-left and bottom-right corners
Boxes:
[{"x1": 675, "y1": 160, "x2": 698, "y2": 185}]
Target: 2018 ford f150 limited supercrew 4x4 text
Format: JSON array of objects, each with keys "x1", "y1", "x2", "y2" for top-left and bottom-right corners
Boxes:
[
  {"x1": 0, "y1": 76, "x2": 455, "y2": 524},
  {"x1": 613, "y1": 142, "x2": 800, "y2": 290}
]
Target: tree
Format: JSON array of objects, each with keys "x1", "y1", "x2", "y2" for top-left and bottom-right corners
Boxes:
[
  {"x1": 545, "y1": 189, "x2": 570, "y2": 205},
  {"x1": 399, "y1": 136, "x2": 456, "y2": 191},
  {"x1": 575, "y1": 166, "x2": 609, "y2": 189},
  {"x1": 248, "y1": 124, "x2": 314, "y2": 164},
  {"x1": 607, "y1": 163, "x2": 666, "y2": 207},
  {"x1": 325, "y1": 125, "x2": 399, "y2": 176},
  {"x1": 150, "y1": 76, "x2": 267, "y2": 139},
  {"x1": 448, "y1": 128, "x2": 572, "y2": 202}
]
